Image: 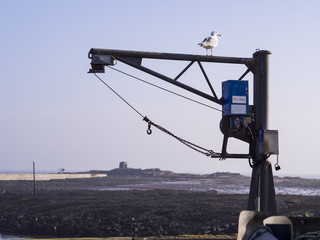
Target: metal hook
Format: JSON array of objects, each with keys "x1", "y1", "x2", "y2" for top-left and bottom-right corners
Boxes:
[{"x1": 147, "y1": 123, "x2": 152, "y2": 135}]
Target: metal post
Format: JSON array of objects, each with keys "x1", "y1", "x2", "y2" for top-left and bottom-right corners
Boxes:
[
  {"x1": 247, "y1": 50, "x2": 278, "y2": 215},
  {"x1": 33, "y1": 161, "x2": 36, "y2": 194}
]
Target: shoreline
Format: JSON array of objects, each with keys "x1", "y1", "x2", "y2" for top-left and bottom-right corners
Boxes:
[{"x1": 1, "y1": 171, "x2": 320, "y2": 196}]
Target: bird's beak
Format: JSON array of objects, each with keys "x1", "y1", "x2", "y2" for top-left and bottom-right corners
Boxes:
[{"x1": 218, "y1": 33, "x2": 222, "y2": 37}]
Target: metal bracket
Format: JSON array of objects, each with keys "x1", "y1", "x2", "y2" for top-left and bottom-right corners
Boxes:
[
  {"x1": 88, "y1": 55, "x2": 115, "y2": 73},
  {"x1": 218, "y1": 116, "x2": 254, "y2": 159}
]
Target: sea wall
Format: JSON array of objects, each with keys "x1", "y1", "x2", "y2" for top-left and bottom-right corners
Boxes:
[{"x1": 0, "y1": 173, "x2": 107, "y2": 181}]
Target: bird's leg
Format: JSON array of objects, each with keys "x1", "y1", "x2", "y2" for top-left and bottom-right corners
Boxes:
[
  {"x1": 206, "y1": 49, "x2": 208, "y2": 56},
  {"x1": 211, "y1": 49, "x2": 213, "y2": 56}
]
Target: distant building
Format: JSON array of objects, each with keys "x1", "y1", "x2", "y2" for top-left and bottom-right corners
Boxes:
[{"x1": 119, "y1": 162, "x2": 128, "y2": 169}]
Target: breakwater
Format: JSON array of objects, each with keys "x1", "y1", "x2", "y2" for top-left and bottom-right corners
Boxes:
[{"x1": 0, "y1": 173, "x2": 107, "y2": 181}]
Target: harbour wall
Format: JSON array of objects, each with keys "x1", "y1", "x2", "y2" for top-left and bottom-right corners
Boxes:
[{"x1": 0, "y1": 173, "x2": 107, "y2": 181}]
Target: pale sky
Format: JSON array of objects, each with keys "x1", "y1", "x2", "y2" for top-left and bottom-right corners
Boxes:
[{"x1": 1, "y1": 0, "x2": 320, "y2": 178}]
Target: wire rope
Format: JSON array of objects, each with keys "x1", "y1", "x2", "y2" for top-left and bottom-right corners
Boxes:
[
  {"x1": 92, "y1": 73, "x2": 220, "y2": 158},
  {"x1": 94, "y1": 73, "x2": 144, "y2": 118},
  {"x1": 107, "y1": 66, "x2": 222, "y2": 112}
]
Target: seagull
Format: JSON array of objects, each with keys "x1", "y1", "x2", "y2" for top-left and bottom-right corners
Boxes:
[{"x1": 198, "y1": 31, "x2": 222, "y2": 55}]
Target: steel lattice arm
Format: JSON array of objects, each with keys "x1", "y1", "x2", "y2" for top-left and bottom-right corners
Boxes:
[{"x1": 88, "y1": 48, "x2": 255, "y2": 106}]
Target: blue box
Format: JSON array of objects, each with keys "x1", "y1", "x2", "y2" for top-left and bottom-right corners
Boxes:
[{"x1": 222, "y1": 80, "x2": 249, "y2": 116}]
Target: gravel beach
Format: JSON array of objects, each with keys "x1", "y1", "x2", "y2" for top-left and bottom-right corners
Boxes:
[{"x1": 0, "y1": 170, "x2": 319, "y2": 238}]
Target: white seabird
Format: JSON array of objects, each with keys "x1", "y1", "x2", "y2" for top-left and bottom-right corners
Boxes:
[{"x1": 198, "y1": 31, "x2": 222, "y2": 55}]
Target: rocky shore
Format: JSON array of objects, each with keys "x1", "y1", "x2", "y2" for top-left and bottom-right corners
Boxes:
[{"x1": 0, "y1": 169, "x2": 320, "y2": 238}]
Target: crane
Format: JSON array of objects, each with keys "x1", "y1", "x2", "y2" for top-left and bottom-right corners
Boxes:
[{"x1": 88, "y1": 49, "x2": 286, "y2": 239}]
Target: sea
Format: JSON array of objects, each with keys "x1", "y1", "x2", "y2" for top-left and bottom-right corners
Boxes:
[{"x1": 97, "y1": 180, "x2": 320, "y2": 196}]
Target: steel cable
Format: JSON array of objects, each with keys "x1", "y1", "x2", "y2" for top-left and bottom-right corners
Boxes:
[
  {"x1": 92, "y1": 73, "x2": 221, "y2": 158},
  {"x1": 107, "y1": 66, "x2": 222, "y2": 112}
]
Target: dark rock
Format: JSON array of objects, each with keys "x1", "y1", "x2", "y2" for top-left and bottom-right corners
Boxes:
[{"x1": 1, "y1": 171, "x2": 320, "y2": 237}]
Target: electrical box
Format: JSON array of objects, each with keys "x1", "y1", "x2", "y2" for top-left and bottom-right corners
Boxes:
[
  {"x1": 222, "y1": 80, "x2": 249, "y2": 116},
  {"x1": 259, "y1": 130, "x2": 279, "y2": 155}
]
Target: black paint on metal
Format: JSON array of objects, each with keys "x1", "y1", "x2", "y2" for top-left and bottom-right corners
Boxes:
[
  {"x1": 238, "y1": 68, "x2": 251, "y2": 81},
  {"x1": 174, "y1": 61, "x2": 195, "y2": 81},
  {"x1": 89, "y1": 48, "x2": 255, "y2": 65},
  {"x1": 247, "y1": 50, "x2": 278, "y2": 215},
  {"x1": 197, "y1": 61, "x2": 218, "y2": 99},
  {"x1": 115, "y1": 56, "x2": 222, "y2": 105}
]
